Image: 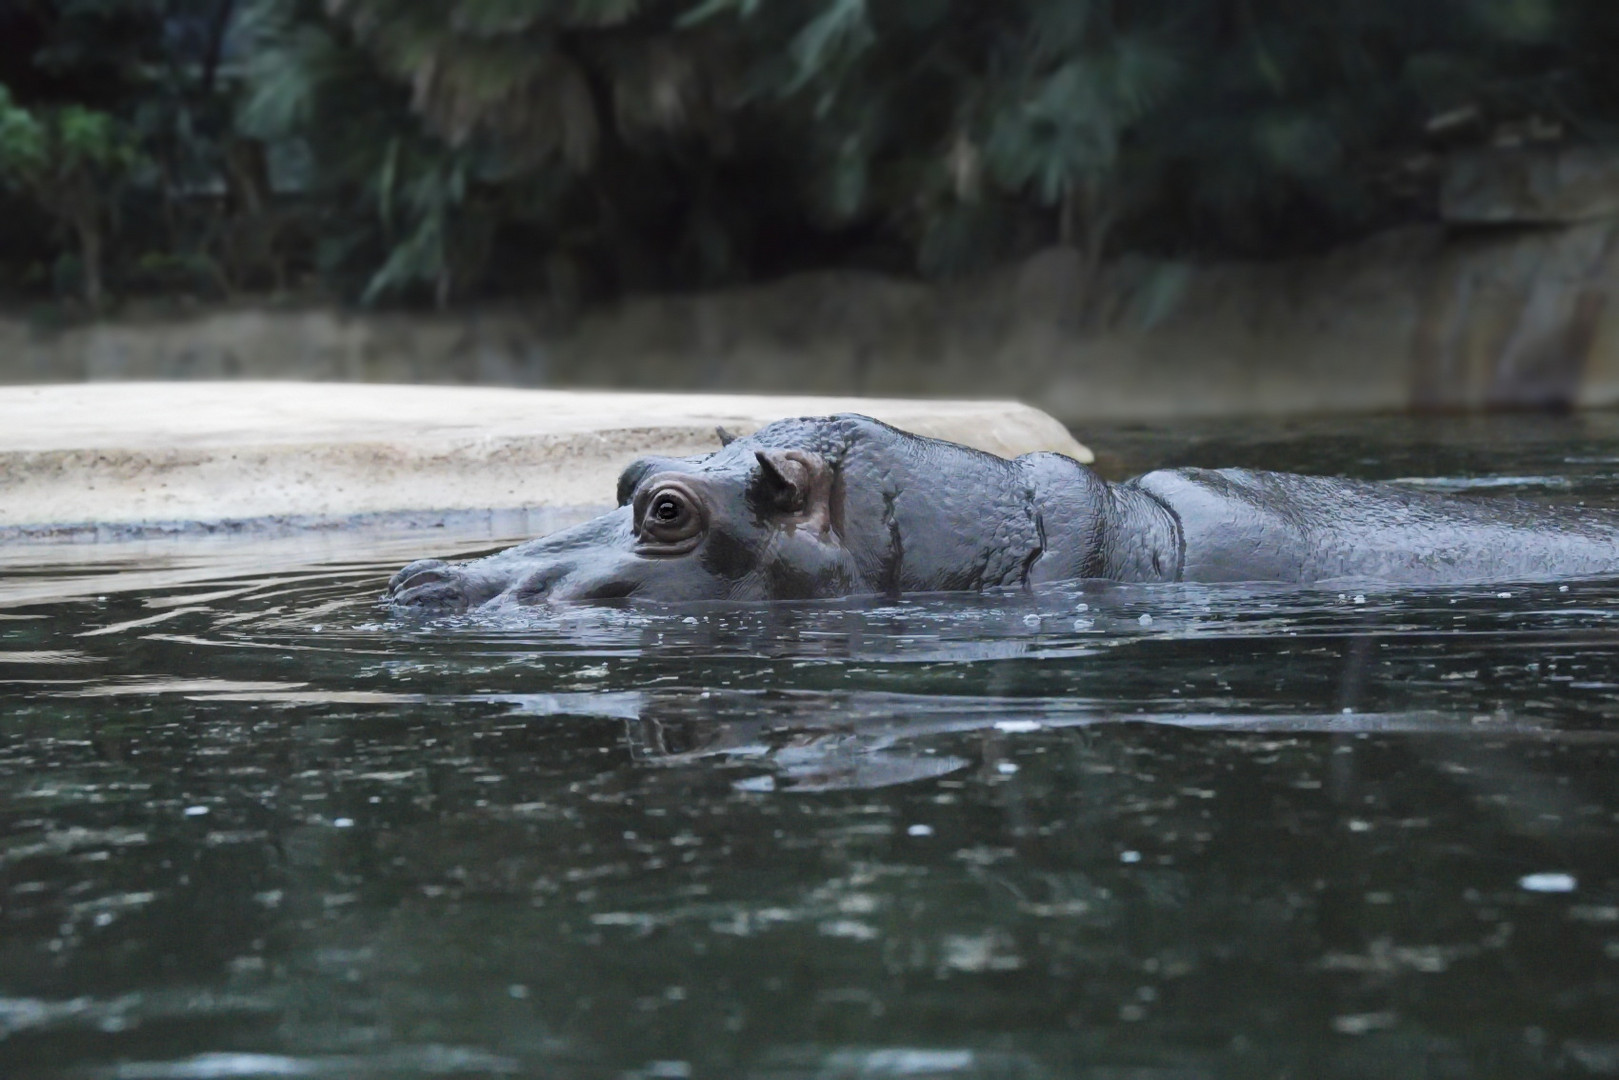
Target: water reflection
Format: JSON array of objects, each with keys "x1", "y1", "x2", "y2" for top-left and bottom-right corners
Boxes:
[{"x1": 5, "y1": 415, "x2": 1619, "y2": 1078}]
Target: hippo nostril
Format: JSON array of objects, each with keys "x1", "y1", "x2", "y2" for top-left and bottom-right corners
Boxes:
[
  {"x1": 389, "y1": 558, "x2": 449, "y2": 594},
  {"x1": 391, "y1": 565, "x2": 452, "y2": 595}
]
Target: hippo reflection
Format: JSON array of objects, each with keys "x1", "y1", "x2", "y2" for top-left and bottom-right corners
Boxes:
[{"x1": 387, "y1": 414, "x2": 1619, "y2": 611}]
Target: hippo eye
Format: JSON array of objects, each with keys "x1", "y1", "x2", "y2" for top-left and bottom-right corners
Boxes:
[{"x1": 638, "y1": 486, "x2": 704, "y2": 546}]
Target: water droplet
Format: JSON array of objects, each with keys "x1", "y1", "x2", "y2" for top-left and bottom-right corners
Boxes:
[
  {"x1": 1519, "y1": 872, "x2": 1576, "y2": 893},
  {"x1": 1138, "y1": 614, "x2": 1153, "y2": 626},
  {"x1": 907, "y1": 824, "x2": 934, "y2": 837},
  {"x1": 1120, "y1": 850, "x2": 1142, "y2": 863},
  {"x1": 1333, "y1": 1011, "x2": 1397, "y2": 1035},
  {"x1": 996, "y1": 762, "x2": 1019, "y2": 775},
  {"x1": 1022, "y1": 613, "x2": 1041, "y2": 628},
  {"x1": 183, "y1": 805, "x2": 209, "y2": 817},
  {"x1": 333, "y1": 817, "x2": 355, "y2": 828}
]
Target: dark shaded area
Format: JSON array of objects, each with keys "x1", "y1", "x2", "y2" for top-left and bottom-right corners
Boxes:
[{"x1": 1, "y1": 1, "x2": 1616, "y2": 312}]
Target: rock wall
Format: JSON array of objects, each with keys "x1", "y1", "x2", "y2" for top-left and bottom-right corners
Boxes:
[{"x1": 7, "y1": 188, "x2": 1619, "y2": 420}]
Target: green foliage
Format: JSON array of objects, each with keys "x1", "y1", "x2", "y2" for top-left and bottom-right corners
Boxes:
[
  {"x1": 236, "y1": 0, "x2": 524, "y2": 305},
  {"x1": 0, "y1": 91, "x2": 48, "y2": 173},
  {"x1": 1, "y1": 0, "x2": 1614, "y2": 309},
  {"x1": 0, "y1": 88, "x2": 140, "y2": 184},
  {"x1": 0, "y1": 85, "x2": 143, "y2": 306}
]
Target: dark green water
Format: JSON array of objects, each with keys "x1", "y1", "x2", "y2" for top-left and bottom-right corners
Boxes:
[{"x1": 5, "y1": 415, "x2": 1619, "y2": 1080}]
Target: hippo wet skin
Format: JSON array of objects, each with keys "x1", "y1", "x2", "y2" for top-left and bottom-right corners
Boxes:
[{"x1": 386, "y1": 414, "x2": 1619, "y2": 610}]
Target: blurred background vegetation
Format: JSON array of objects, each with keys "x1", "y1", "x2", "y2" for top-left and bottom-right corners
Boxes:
[{"x1": 0, "y1": 0, "x2": 1611, "y2": 312}]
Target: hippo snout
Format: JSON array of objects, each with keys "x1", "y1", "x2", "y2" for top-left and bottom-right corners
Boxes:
[{"x1": 387, "y1": 559, "x2": 507, "y2": 612}]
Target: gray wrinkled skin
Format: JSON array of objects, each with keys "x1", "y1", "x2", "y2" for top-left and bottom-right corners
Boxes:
[{"x1": 386, "y1": 414, "x2": 1619, "y2": 611}]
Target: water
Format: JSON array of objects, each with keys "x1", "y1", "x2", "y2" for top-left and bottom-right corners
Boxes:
[{"x1": 5, "y1": 414, "x2": 1619, "y2": 1079}]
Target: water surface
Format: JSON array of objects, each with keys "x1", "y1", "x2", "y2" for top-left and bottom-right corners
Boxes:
[{"x1": 4, "y1": 414, "x2": 1619, "y2": 1079}]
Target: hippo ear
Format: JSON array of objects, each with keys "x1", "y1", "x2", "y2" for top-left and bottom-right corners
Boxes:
[
  {"x1": 716, "y1": 426, "x2": 738, "y2": 447},
  {"x1": 753, "y1": 449, "x2": 816, "y2": 513}
]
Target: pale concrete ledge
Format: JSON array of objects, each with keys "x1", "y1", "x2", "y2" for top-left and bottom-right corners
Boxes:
[{"x1": 0, "y1": 383, "x2": 1090, "y2": 536}]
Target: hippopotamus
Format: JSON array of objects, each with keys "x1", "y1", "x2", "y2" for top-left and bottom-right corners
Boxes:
[{"x1": 386, "y1": 414, "x2": 1619, "y2": 610}]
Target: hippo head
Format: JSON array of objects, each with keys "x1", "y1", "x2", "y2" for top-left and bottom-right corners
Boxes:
[
  {"x1": 386, "y1": 414, "x2": 1053, "y2": 612},
  {"x1": 502, "y1": 442, "x2": 862, "y2": 604}
]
